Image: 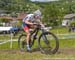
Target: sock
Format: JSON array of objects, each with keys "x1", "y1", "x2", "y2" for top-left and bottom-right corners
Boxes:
[
  {"x1": 27, "y1": 45, "x2": 31, "y2": 50},
  {"x1": 27, "y1": 45, "x2": 30, "y2": 48}
]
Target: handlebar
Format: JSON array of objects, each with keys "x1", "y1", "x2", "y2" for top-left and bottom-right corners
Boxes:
[
  {"x1": 33, "y1": 23, "x2": 40, "y2": 25},
  {"x1": 33, "y1": 23, "x2": 52, "y2": 31}
]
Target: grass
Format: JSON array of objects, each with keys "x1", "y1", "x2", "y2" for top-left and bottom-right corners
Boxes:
[
  {"x1": 0, "y1": 52, "x2": 75, "y2": 60},
  {"x1": 0, "y1": 42, "x2": 18, "y2": 50},
  {"x1": 0, "y1": 38, "x2": 75, "y2": 49},
  {"x1": 50, "y1": 27, "x2": 69, "y2": 34},
  {"x1": 0, "y1": 46, "x2": 75, "y2": 60},
  {"x1": 0, "y1": 27, "x2": 75, "y2": 60},
  {"x1": 59, "y1": 39, "x2": 75, "y2": 48}
]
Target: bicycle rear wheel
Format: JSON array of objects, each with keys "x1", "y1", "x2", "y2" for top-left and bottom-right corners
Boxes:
[
  {"x1": 18, "y1": 34, "x2": 27, "y2": 51},
  {"x1": 38, "y1": 32, "x2": 59, "y2": 54}
]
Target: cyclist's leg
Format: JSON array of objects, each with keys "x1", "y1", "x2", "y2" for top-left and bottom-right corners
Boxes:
[
  {"x1": 29, "y1": 24, "x2": 38, "y2": 36},
  {"x1": 23, "y1": 24, "x2": 31, "y2": 51}
]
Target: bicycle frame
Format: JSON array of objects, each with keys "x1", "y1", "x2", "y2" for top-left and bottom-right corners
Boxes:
[{"x1": 30, "y1": 25, "x2": 44, "y2": 38}]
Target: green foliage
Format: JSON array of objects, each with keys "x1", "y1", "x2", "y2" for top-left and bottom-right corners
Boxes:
[
  {"x1": 42, "y1": 3, "x2": 61, "y2": 26},
  {"x1": 0, "y1": 0, "x2": 39, "y2": 13},
  {"x1": 0, "y1": 18, "x2": 10, "y2": 23},
  {"x1": 0, "y1": 0, "x2": 75, "y2": 26},
  {"x1": 70, "y1": 21, "x2": 75, "y2": 26},
  {"x1": 0, "y1": 24, "x2": 2, "y2": 26}
]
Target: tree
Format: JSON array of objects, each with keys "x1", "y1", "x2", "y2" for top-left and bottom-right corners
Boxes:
[{"x1": 42, "y1": 3, "x2": 62, "y2": 26}]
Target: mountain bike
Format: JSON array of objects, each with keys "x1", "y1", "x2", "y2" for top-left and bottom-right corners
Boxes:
[{"x1": 18, "y1": 24, "x2": 59, "y2": 54}]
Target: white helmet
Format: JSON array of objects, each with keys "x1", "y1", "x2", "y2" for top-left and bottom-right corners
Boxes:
[{"x1": 33, "y1": 9, "x2": 41, "y2": 17}]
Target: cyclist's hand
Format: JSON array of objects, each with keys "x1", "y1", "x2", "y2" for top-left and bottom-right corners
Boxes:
[
  {"x1": 40, "y1": 24, "x2": 45, "y2": 28},
  {"x1": 33, "y1": 23, "x2": 38, "y2": 25}
]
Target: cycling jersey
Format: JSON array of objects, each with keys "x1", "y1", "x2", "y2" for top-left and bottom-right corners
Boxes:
[
  {"x1": 22, "y1": 14, "x2": 35, "y2": 32},
  {"x1": 22, "y1": 14, "x2": 35, "y2": 23},
  {"x1": 22, "y1": 13, "x2": 41, "y2": 32}
]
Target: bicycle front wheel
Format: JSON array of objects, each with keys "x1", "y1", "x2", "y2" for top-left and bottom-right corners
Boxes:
[
  {"x1": 18, "y1": 34, "x2": 27, "y2": 51},
  {"x1": 38, "y1": 32, "x2": 59, "y2": 54}
]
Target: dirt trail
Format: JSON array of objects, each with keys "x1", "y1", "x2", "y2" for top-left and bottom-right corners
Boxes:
[
  {"x1": 0, "y1": 48, "x2": 75, "y2": 55},
  {"x1": 58, "y1": 48, "x2": 75, "y2": 55}
]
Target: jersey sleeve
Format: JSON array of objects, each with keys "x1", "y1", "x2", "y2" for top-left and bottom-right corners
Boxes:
[
  {"x1": 23, "y1": 16, "x2": 31, "y2": 22},
  {"x1": 26, "y1": 17, "x2": 30, "y2": 21}
]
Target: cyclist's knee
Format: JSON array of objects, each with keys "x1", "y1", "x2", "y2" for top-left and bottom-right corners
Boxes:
[
  {"x1": 26, "y1": 31, "x2": 30, "y2": 36},
  {"x1": 27, "y1": 33, "x2": 30, "y2": 36}
]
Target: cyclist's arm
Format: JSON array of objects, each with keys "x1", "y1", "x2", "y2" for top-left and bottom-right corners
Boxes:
[
  {"x1": 37, "y1": 19, "x2": 45, "y2": 28},
  {"x1": 25, "y1": 20, "x2": 33, "y2": 25}
]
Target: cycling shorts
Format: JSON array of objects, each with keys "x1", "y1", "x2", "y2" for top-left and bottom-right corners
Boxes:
[{"x1": 22, "y1": 22, "x2": 31, "y2": 32}]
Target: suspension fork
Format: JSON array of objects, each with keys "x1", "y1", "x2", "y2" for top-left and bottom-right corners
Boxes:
[{"x1": 41, "y1": 30, "x2": 49, "y2": 44}]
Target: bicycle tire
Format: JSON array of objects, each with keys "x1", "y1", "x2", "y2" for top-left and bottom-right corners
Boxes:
[
  {"x1": 18, "y1": 34, "x2": 35, "y2": 51},
  {"x1": 38, "y1": 32, "x2": 59, "y2": 54},
  {"x1": 18, "y1": 34, "x2": 27, "y2": 51}
]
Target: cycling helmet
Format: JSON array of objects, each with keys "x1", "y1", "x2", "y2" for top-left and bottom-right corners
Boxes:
[{"x1": 33, "y1": 9, "x2": 41, "y2": 17}]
